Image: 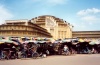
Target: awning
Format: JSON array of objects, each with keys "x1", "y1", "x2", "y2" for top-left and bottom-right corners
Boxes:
[{"x1": 79, "y1": 39, "x2": 84, "y2": 42}]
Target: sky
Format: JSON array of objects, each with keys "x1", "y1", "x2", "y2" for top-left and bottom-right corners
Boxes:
[{"x1": 0, "y1": 0, "x2": 100, "y2": 31}]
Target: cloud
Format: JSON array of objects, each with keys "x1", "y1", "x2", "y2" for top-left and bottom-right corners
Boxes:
[
  {"x1": 81, "y1": 16, "x2": 98, "y2": 21},
  {"x1": 0, "y1": 5, "x2": 13, "y2": 24},
  {"x1": 77, "y1": 8, "x2": 100, "y2": 16},
  {"x1": 77, "y1": 8, "x2": 100, "y2": 22},
  {"x1": 75, "y1": 8, "x2": 100, "y2": 31}
]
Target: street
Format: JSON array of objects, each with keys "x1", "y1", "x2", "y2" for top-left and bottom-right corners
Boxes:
[{"x1": 0, "y1": 54, "x2": 100, "y2": 65}]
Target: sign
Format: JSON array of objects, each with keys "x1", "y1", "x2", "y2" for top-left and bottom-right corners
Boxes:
[{"x1": 46, "y1": 17, "x2": 56, "y2": 28}]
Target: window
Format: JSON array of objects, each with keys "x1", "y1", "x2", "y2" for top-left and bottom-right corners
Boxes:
[
  {"x1": 18, "y1": 32, "x2": 21, "y2": 34},
  {"x1": 1, "y1": 27, "x2": 4, "y2": 29},
  {"x1": 50, "y1": 29, "x2": 54, "y2": 35}
]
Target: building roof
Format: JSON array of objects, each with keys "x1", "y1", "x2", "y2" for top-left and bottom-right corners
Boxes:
[
  {"x1": 31, "y1": 15, "x2": 70, "y2": 25},
  {"x1": 73, "y1": 31, "x2": 100, "y2": 32},
  {"x1": 5, "y1": 19, "x2": 28, "y2": 23}
]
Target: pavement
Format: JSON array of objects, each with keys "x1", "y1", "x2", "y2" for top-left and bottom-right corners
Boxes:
[{"x1": 0, "y1": 54, "x2": 100, "y2": 65}]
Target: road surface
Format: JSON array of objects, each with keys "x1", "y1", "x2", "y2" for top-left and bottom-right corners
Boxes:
[{"x1": 0, "y1": 54, "x2": 100, "y2": 65}]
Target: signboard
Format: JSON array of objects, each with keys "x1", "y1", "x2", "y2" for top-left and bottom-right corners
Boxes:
[{"x1": 46, "y1": 17, "x2": 56, "y2": 28}]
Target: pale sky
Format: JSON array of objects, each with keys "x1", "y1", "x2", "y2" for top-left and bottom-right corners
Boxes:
[{"x1": 0, "y1": 0, "x2": 100, "y2": 31}]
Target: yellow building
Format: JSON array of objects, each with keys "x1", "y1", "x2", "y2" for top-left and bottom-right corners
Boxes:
[
  {"x1": 0, "y1": 15, "x2": 99, "y2": 40},
  {"x1": 0, "y1": 19, "x2": 52, "y2": 38},
  {"x1": 72, "y1": 31, "x2": 100, "y2": 40},
  {"x1": 31, "y1": 15, "x2": 73, "y2": 40}
]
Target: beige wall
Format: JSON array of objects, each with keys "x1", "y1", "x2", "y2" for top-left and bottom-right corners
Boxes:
[
  {"x1": 0, "y1": 15, "x2": 73, "y2": 39},
  {"x1": 0, "y1": 23, "x2": 52, "y2": 38},
  {"x1": 72, "y1": 31, "x2": 100, "y2": 40},
  {"x1": 32, "y1": 15, "x2": 72, "y2": 40},
  {"x1": 58, "y1": 24, "x2": 72, "y2": 39}
]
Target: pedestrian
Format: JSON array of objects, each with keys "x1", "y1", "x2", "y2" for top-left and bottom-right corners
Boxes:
[
  {"x1": 0, "y1": 50, "x2": 3, "y2": 60},
  {"x1": 63, "y1": 45, "x2": 68, "y2": 52}
]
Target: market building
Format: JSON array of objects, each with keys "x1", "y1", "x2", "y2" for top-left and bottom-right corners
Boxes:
[
  {"x1": 31, "y1": 15, "x2": 73, "y2": 39},
  {"x1": 0, "y1": 19, "x2": 52, "y2": 38},
  {"x1": 0, "y1": 15, "x2": 100, "y2": 40},
  {"x1": 72, "y1": 31, "x2": 100, "y2": 40}
]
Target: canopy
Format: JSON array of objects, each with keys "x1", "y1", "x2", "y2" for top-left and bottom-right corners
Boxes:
[
  {"x1": 0, "y1": 41, "x2": 4, "y2": 44},
  {"x1": 21, "y1": 37, "x2": 25, "y2": 38},
  {"x1": 0, "y1": 39, "x2": 18, "y2": 45},
  {"x1": 54, "y1": 41, "x2": 59, "y2": 44},
  {"x1": 72, "y1": 42, "x2": 78, "y2": 45},
  {"x1": 79, "y1": 39, "x2": 84, "y2": 42},
  {"x1": 37, "y1": 40, "x2": 47, "y2": 43},
  {"x1": 24, "y1": 40, "x2": 38, "y2": 44},
  {"x1": 89, "y1": 41, "x2": 100, "y2": 45},
  {"x1": 62, "y1": 39, "x2": 71, "y2": 43},
  {"x1": 0, "y1": 39, "x2": 13, "y2": 43}
]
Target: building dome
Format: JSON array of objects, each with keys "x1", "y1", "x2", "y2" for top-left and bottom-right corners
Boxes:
[
  {"x1": 31, "y1": 15, "x2": 69, "y2": 24},
  {"x1": 31, "y1": 15, "x2": 72, "y2": 39}
]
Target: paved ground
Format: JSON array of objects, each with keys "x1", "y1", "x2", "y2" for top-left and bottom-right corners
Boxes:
[{"x1": 0, "y1": 54, "x2": 100, "y2": 65}]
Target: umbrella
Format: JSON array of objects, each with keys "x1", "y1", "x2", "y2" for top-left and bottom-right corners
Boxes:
[
  {"x1": 49, "y1": 38, "x2": 55, "y2": 43},
  {"x1": 72, "y1": 42, "x2": 78, "y2": 45},
  {"x1": 89, "y1": 41, "x2": 100, "y2": 45},
  {"x1": 25, "y1": 40, "x2": 38, "y2": 44},
  {"x1": 0, "y1": 40, "x2": 4, "y2": 44},
  {"x1": 54, "y1": 40, "x2": 62, "y2": 43},
  {"x1": 11, "y1": 39, "x2": 21, "y2": 45},
  {"x1": 37, "y1": 40, "x2": 46, "y2": 43},
  {"x1": 89, "y1": 41, "x2": 96, "y2": 45},
  {"x1": 62, "y1": 40, "x2": 67, "y2": 42},
  {"x1": 0, "y1": 39, "x2": 13, "y2": 43},
  {"x1": 54, "y1": 41, "x2": 59, "y2": 43},
  {"x1": 37, "y1": 37, "x2": 41, "y2": 40},
  {"x1": 21, "y1": 37, "x2": 25, "y2": 38},
  {"x1": 0, "y1": 39, "x2": 18, "y2": 45},
  {"x1": 79, "y1": 39, "x2": 84, "y2": 42},
  {"x1": 0, "y1": 41, "x2": 4, "y2": 44},
  {"x1": 62, "y1": 39, "x2": 71, "y2": 43},
  {"x1": 13, "y1": 41, "x2": 20, "y2": 45}
]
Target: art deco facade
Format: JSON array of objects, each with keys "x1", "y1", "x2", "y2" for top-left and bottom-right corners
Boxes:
[
  {"x1": 73, "y1": 31, "x2": 100, "y2": 40},
  {"x1": 1, "y1": 15, "x2": 99, "y2": 40},
  {"x1": 0, "y1": 20, "x2": 52, "y2": 38},
  {"x1": 31, "y1": 15, "x2": 73, "y2": 40}
]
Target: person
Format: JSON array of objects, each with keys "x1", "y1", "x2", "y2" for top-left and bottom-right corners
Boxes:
[
  {"x1": 21, "y1": 43, "x2": 27, "y2": 58},
  {"x1": 11, "y1": 46, "x2": 17, "y2": 59},
  {"x1": 63, "y1": 45, "x2": 68, "y2": 52},
  {"x1": 46, "y1": 50, "x2": 49, "y2": 55},
  {"x1": 0, "y1": 50, "x2": 3, "y2": 60},
  {"x1": 31, "y1": 47, "x2": 38, "y2": 58},
  {"x1": 91, "y1": 48, "x2": 95, "y2": 52},
  {"x1": 17, "y1": 50, "x2": 22, "y2": 59}
]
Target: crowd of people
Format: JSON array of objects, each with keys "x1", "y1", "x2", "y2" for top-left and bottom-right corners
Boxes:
[{"x1": 0, "y1": 37, "x2": 100, "y2": 60}]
